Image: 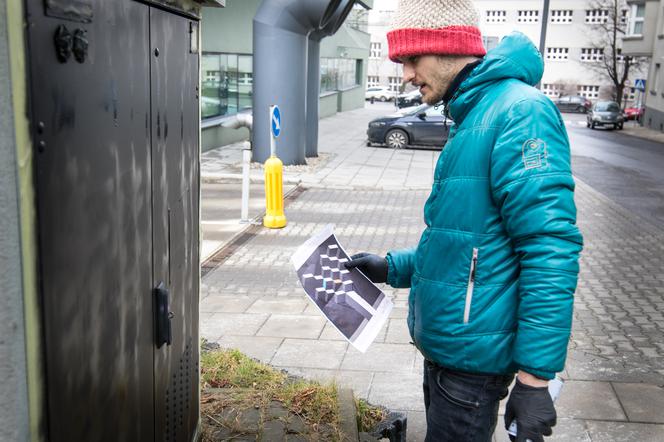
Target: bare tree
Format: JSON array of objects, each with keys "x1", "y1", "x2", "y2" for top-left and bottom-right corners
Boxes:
[
  {"x1": 587, "y1": 0, "x2": 644, "y2": 107},
  {"x1": 553, "y1": 79, "x2": 579, "y2": 97}
]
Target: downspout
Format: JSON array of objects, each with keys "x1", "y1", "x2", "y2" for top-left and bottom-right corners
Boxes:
[
  {"x1": 306, "y1": 0, "x2": 355, "y2": 158},
  {"x1": 253, "y1": 0, "x2": 351, "y2": 165}
]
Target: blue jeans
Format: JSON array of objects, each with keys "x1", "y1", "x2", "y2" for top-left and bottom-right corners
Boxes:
[{"x1": 423, "y1": 360, "x2": 514, "y2": 442}]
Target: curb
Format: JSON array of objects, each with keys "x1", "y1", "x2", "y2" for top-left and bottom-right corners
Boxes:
[
  {"x1": 338, "y1": 388, "x2": 359, "y2": 442},
  {"x1": 202, "y1": 172, "x2": 302, "y2": 186}
]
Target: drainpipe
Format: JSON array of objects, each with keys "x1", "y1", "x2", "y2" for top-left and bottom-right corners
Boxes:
[
  {"x1": 253, "y1": 0, "x2": 352, "y2": 165},
  {"x1": 306, "y1": 0, "x2": 355, "y2": 158}
]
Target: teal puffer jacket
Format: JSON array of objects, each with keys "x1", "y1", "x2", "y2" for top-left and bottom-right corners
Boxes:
[{"x1": 386, "y1": 32, "x2": 583, "y2": 380}]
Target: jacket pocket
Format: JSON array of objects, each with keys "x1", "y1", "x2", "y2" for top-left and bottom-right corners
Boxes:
[{"x1": 463, "y1": 248, "x2": 479, "y2": 324}]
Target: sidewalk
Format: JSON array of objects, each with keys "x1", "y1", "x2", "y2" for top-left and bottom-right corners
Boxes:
[
  {"x1": 621, "y1": 121, "x2": 664, "y2": 144},
  {"x1": 200, "y1": 104, "x2": 664, "y2": 441}
]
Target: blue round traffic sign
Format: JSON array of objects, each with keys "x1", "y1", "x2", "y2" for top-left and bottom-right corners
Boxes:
[{"x1": 271, "y1": 106, "x2": 281, "y2": 138}]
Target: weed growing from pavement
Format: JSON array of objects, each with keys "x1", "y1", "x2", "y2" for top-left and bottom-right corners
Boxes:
[
  {"x1": 200, "y1": 347, "x2": 389, "y2": 441},
  {"x1": 200, "y1": 347, "x2": 342, "y2": 440},
  {"x1": 356, "y1": 398, "x2": 387, "y2": 433}
]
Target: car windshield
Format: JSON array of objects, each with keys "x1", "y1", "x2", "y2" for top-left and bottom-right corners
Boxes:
[
  {"x1": 404, "y1": 103, "x2": 434, "y2": 116},
  {"x1": 595, "y1": 102, "x2": 619, "y2": 112}
]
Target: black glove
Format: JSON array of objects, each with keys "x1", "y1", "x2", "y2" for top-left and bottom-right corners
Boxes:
[
  {"x1": 343, "y1": 253, "x2": 388, "y2": 284},
  {"x1": 504, "y1": 378, "x2": 556, "y2": 442}
]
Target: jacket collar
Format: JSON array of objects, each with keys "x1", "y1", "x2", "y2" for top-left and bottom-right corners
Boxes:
[{"x1": 442, "y1": 59, "x2": 483, "y2": 108}]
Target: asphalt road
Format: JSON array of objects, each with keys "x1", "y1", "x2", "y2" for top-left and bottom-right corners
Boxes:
[{"x1": 563, "y1": 112, "x2": 664, "y2": 228}]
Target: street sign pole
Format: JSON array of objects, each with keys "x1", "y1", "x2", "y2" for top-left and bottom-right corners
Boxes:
[
  {"x1": 537, "y1": 0, "x2": 551, "y2": 89},
  {"x1": 270, "y1": 105, "x2": 279, "y2": 157}
]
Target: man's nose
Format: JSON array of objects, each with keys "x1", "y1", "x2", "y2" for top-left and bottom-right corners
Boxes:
[{"x1": 402, "y1": 62, "x2": 415, "y2": 84}]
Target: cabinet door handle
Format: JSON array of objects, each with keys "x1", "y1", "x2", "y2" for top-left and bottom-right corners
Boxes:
[{"x1": 155, "y1": 282, "x2": 172, "y2": 348}]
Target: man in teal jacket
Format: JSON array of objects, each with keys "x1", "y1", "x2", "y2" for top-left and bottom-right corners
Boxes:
[{"x1": 345, "y1": 1, "x2": 583, "y2": 441}]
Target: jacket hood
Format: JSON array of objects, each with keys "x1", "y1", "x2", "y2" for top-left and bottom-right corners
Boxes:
[{"x1": 449, "y1": 32, "x2": 544, "y2": 122}]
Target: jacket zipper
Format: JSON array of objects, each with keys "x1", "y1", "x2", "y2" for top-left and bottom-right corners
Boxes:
[{"x1": 463, "y1": 248, "x2": 479, "y2": 324}]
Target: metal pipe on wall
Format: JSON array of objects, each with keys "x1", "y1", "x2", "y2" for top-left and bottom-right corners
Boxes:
[
  {"x1": 253, "y1": 0, "x2": 354, "y2": 165},
  {"x1": 306, "y1": 0, "x2": 355, "y2": 158}
]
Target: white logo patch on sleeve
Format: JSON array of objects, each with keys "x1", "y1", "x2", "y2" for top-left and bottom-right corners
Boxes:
[{"x1": 522, "y1": 138, "x2": 548, "y2": 170}]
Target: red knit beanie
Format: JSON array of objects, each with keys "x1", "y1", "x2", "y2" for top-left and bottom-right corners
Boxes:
[{"x1": 387, "y1": 0, "x2": 486, "y2": 62}]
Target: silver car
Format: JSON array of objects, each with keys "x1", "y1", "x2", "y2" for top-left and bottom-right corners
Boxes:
[{"x1": 587, "y1": 101, "x2": 624, "y2": 130}]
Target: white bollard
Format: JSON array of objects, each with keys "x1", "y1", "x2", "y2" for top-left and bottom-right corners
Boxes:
[{"x1": 240, "y1": 141, "x2": 251, "y2": 223}]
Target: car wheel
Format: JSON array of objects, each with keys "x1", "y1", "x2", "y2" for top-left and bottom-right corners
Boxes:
[
  {"x1": 576, "y1": 106, "x2": 586, "y2": 113},
  {"x1": 380, "y1": 96, "x2": 387, "y2": 102},
  {"x1": 385, "y1": 129, "x2": 408, "y2": 149}
]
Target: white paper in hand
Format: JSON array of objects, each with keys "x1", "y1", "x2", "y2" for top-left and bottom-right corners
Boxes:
[{"x1": 291, "y1": 224, "x2": 392, "y2": 352}]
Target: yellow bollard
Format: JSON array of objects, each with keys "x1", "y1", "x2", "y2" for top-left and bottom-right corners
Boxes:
[
  {"x1": 264, "y1": 105, "x2": 287, "y2": 228},
  {"x1": 263, "y1": 154, "x2": 287, "y2": 228}
]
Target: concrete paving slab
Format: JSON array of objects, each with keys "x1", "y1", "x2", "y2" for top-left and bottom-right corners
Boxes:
[
  {"x1": 217, "y1": 336, "x2": 283, "y2": 363},
  {"x1": 255, "y1": 314, "x2": 326, "y2": 339},
  {"x1": 200, "y1": 295, "x2": 257, "y2": 313},
  {"x1": 341, "y1": 343, "x2": 417, "y2": 374},
  {"x1": 318, "y1": 323, "x2": 347, "y2": 341},
  {"x1": 390, "y1": 307, "x2": 409, "y2": 319},
  {"x1": 586, "y1": 421, "x2": 664, "y2": 442},
  {"x1": 368, "y1": 372, "x2": 424, "y2": 412},
  {"x1": 301, "y1": 303, "x2": 323, "y2": 316},
  {"x1": 200, "y1": 313, "x2": 270, "y2": 341},
  {"x1": 612, "y1": 382, "x2": 664, "y2": 423},
  {"x1": 493, "y1": 418, "x2": 591, "y2": 442},
  {"x1": 401, "y1": 410, "x2": 426, "y2": 442},
  {"x1": 384, "y1": 318, "x2": 411, "y2": 344},
  {"x1": 245, "y1": 297, "x2": 308, "y2": 314},
  {"x1": 271, "y1": 339, "x2": 348, "y2": 369},
  {"x1": 556, "y1": 380, "x2": 627, "y2": 421}
]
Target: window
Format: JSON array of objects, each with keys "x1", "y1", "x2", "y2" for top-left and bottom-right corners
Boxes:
[
  {"x1": 388, "y1": 76, "x2": 401, "y2": 92},
  {"x1": 580, "y1": 48, "x2": 604, "y2": 62},
  {"x1": 623, "y1": 87, "x2": 636, "y2": 102},
  {"x1": 517, "y1": 10, "x2": 539, "y2": 23},
  {"x1": 485, "y1": 10, "x2": 507, "y2": 23},
  {"x1": 201, "y1": 53, "x2": 253, "y2": 120},
  {"x1": 542, "y1": 83, "x2": 564, "y2": 98},
  {"x1": 577, "y1": 85, "x2": 600, "y2": 99},
  {"x1": 367, "y1": 75, "x2": 379, "y2": 88},
  {"x1": 320, "y1": 58, "x2": 361, "y2": 93},
  {"x1": 370, "y1": 42, "x2": 382, "y2": 59},
  {"x1": 586, "y1": 9, "x2": 609, "y2": 24},
  {"x1": 550, "y1": 10, "x2": 573, "y2": 23},
  {"x1": 620, "y1": 9, "x2": 629, "y2": 26},
  {"x1": 482, "y1": 36, "x2": 500, "y2": 51},
  {"x1": 627, "y1": 3, "x2": 645, "y2": 36},
  {"x1": 546, "y1": 47, "x2": 569, "y2": 61}
]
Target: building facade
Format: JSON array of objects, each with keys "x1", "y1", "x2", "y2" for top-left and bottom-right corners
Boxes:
[
  {"x1": 367, "y1": 0, "x2": 646, "y2": 105},
  {"x1": 201, "y1": 0, "x2": 372, "y2": 151},
  {"x1": 622, "y1": 0, "x2": 664, "y2": 130}
]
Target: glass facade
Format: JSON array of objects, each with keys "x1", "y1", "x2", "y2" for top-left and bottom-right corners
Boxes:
[
  {"x1": 202, "y1": 54, "x2": 361, "y2": 118},
  {"x1": 320, "y1": 58, "x2": 361, "y2": 93},
  {"x1": 202, "y1": 53, "x2": 253, "y2": 119}
]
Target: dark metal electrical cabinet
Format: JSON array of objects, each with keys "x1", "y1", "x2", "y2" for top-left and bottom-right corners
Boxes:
[{"x1": 24, "y1": 0, "x2": 220, "y2": 440}]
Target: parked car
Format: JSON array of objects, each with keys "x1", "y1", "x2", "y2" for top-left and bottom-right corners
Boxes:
[
  {"x1": 623, "y1": 106, "x2": 645, "y2": 121},
  {"x1": 553, "y1": 95, "x2": 592, "y2": 113},
  {"x1": 587, "y1": 101, "x2": 624, "y2": 130},
  {"x1": 366, "y1": 104, "x2": 450, "y2": 150},
  {"x1": 365, "y1": 86, "x2": 394, "y2": 102},
  {"x1": 397, "y1": 89, "x2": 422, "y2": 108}
]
